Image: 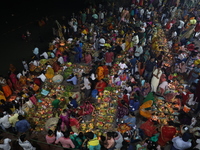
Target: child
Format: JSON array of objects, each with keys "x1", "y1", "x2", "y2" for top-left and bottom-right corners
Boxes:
[
  {"x1": 55, "y1": 126, "x2": 64, "y2": 140},
  {"x1": 46, "y1": 130, "x2": 56, "y2": 144},
  {"x1": 85, "y1": 131, "x2": 101, "y2": 150}
]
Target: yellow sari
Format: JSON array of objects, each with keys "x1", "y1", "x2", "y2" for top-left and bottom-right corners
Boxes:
[
  {"x1": 45, "y1": 67, "x2": 54, "y2": 79},
  {"x1": 139, "y1": 100, "x2": 153, "y2": 119},
  {"x1": 0, "y1": 91, "x2": 6, "y2": 101},
  {"x1": 125, "y1": 33, "x2": 132, "y2": 51}
]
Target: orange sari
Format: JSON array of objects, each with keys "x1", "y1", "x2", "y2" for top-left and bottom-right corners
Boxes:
[
  {"x1": 2, "y1": 85, "x2": 12, "y2": 98},
  {"x1": 96, "y1": 66, "x2": 104, "y2": 81}
]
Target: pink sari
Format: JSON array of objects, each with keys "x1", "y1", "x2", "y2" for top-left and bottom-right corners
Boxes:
[
  {"x1": 60, "y1": 113, "x2": 70, "y2": 131},
  {"x1": 78, "y1": 103, "x2": 95, "y2": 116},
  {"x1": 9, "y1": 73, "x2": 17, "y2": 85},
  {"x1": 9, "y1": 73, "x2": 20, "y2": 91}
]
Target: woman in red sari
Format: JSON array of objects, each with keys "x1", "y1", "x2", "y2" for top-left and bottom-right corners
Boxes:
[
  {"x1": 140, "y1": 118, "x2": 158, "y2": 137},
  {"x1": 70, "y1": 112, "x2": 80, "y2": 133},
  {"x1": 95, "y1": 79, "x2": 107, "y2": 92},
  {"x1": 157, "y1": 121, "x2": 177, "y2": 147}
]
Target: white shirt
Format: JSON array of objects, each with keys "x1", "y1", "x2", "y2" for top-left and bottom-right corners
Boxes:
[
  {"x1": 83, "y1": 77, "x2": 91, "y2": 90},
  {"x1": 33, "y1": 47, "x2": 39, "y2": 55},
  {"x1": 195, "y1": 139, "x2": 200, "y2": 149},
  {"x1": 22, "y1": 70, "x2": 28, "y2": 76},
  {"x1": 159, "y1": 81, "x2": 168, "y2": 90},
  {"x1": 118, "y1": 63, "x2": 128, "y2": 69},
  {"x1": 135, "y1": 45, "x2": 143, "y2": 57},
  {"x1": 29, "y1": 60, "x2": 39, "y2": 66},
  {"x1": 99, "y1": 38, "x2": 105, "y2": 46},
  {"x1": 40, "y1": 52, "x2": 48, "y2": 59},
  {"x1": 187, "y1": 93, "x2": 195, "y2": 106},
  {"x1": 140, "y1": 27, "x2": 145, "y2": 32},
  {"x1": 37, "y1": 73, "x2": 46, "y2": 82},
  {"x1": 17, "y1": 73, "x2": 22, "y2": 79},
  {"x1": 178, "y1": 20, "x2": 185, "y2": 29},
  {"x1": 140, "y1": 8, "x2": 144, "y2": 15},
  {"x1": 125, "y1": 86, "x2": 132, "y2": 93},
  {"x1": 18, "y1": 139, "x2": 36, "y2": 150},
  {"x1": 22, "y1": 61, "x2": 28, "y2": 70},
  {"x1": 114, "y1": 77, "x2": 121, "y2": 84},
  {"x1": 0, "y1": 138, "x2": 11, "y2": 150},
  {"x1": 168, "y1": 40, "x2": 173, "y2": 49},
  {"x1": 132, "y1": 35, "x2": 139, "y2": 45},
  {"x1": 172, "y1": 136, "x2": 191, "y2": 150},
  {"x1": 119, "y1": 7, "x2": 123, "y2": 13},
  {"x1": 178, "y1": 53, "x2": 187, "y2": 60},
  {"x1": 0, "y1": 115, "x2": 11, "y2": 128},
  {"x1": 45, "y1": 65, "x2": 52, "y2": 71},
  {"x1": 62, "y1": 66, "x2": 67, "y2": 71},
  {"x1": 172, "y1": 31, "x2": 177, "y2": 37},
  {"x1": 90, "y1": 73, "x2": 96, "y2": 80},
  {"x1": 58, "y1": 56, "x2": 64, "y2": 64},
  {"x1": 99, "y1": 12, "x2": 104, "y2": 19},
  {"x1": 73, "y1": 24, "x2": 78, "y2": 32},
  {"x1": 114, "y1": 132, "x2": 123, "y2": 149},
  {"x1": 143, "y1": 22, "x2": 147, "y2": 28},
  {"x1": 146, "y1": 10, "x2": 151, "y2": 19},
  {"x1": 56, "y1": 131, "x2": 64, "y2": 140},
  {"x1": 121, "y1": 43, "x2": 126, "y2": 51}
]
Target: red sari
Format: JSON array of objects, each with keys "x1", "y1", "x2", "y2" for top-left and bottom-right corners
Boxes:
[
  {"x1": 157, "y1": 125, "x2": 176, "y2": 146},
  {"x1": 120, "y1": 74, "x2": 127, "y2": 81},
  {"x1": 95, "y1": 80, "x2": 107, "y2": 92},
  {"x1": 140, "y1": 119, "x2": 158, "y2": 137}
]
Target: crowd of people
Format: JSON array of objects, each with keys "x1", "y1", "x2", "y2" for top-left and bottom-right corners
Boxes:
[{"x1": 1, "y1": 0, "x2": 200, "y2": 150}]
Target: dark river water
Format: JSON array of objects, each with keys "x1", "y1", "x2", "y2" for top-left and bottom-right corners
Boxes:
[{"x1": 0, "y1": 0, "x2": 88, "y2": 76}]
